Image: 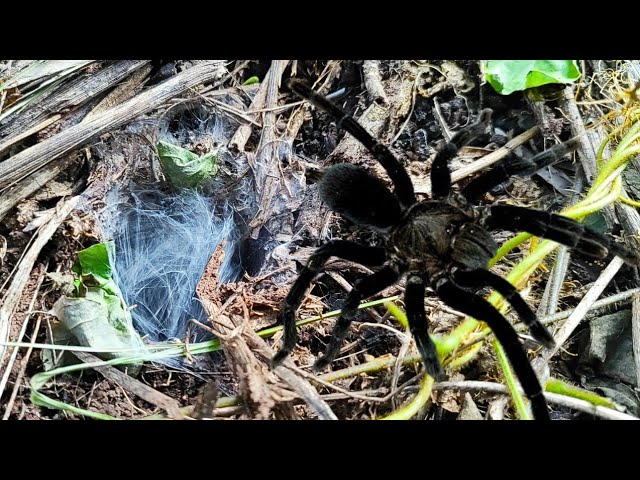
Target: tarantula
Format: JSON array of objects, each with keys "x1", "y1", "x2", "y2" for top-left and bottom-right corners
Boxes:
[{"x1": 271, "y1": 78, "x2": 640, "y2": 420}]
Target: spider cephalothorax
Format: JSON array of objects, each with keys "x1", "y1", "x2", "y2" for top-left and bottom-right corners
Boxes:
[{"x1": 270, "y1": 78, "x2": 640, "y2": 420}]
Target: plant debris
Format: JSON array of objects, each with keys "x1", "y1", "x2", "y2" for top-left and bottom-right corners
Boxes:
[{"x1": 1, "y1": 59, "x2": 639, "y2": 420}]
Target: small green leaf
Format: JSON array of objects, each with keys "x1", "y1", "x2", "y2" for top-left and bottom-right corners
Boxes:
[
  {"x1": 483, "y1": 60, "x2": 580, "y2": 95},
  {"x1": 242, "y1": 76, "x2": 259, "y2": 86},
  {"x1": 75, "y1": 242, "x2": 114, "y2": 280},
  {"x1": 157, "y1": 140, "x2": 218, "y2": 190}
]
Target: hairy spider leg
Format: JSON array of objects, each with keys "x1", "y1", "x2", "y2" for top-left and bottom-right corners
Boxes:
[
  {"x1": 271, "y1": 241, "x2": 387, "y2": 368},
  {"x1": 313, "y1": 265, "x2": 401, "y2": 371},
  {"x1": 461, "y1": 137, "x2": 582, "y2": 203},
  {"x1": 435, "y1": 279, "x2": 550, "y2": 420},
  {"x1": 430, "y1": 109, "x2": 493, "y2": 199},
  {"x1": 452, "y1": 268, "x2": 555, "y2": 348},
  {"x1": 484, "y1": 205, "x2": 640, "y2": 265},
  {"x1": 405, "y1": 275, "x2": 445, "y2": 380},
  {"x1": 287, "y1": 79, "x2": 415, "y2": 208}
]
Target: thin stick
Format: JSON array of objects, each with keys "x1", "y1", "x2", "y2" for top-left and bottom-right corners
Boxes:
[
  {"x1": 271, "y1": 365, "x2": 338, "y2": 419},
  {"x1": 0, "y1": 196, "x2": 80, "y2": 366},
  {"x1": 432, "y1": 380, "x2": 638, "y2": 420},
  {"x1": 433, "y1": 97, "x2": 453, "y2": 141},
  {"x1": 0, "y1": 268, "x2": 46, "y2": 417},
  {"x1": 542, "y1": 256, "x2": 624, "y2": 364},
  {"x1": 414, "y1": 126, "x2": 540, "y2": 195},
  {"x1": 559, "y1": 85, "x2": 598, "y2": 183},
  {"x1": 451, "y1": 126, "x2": 540, "y2": 183},
  {"x1": 362, "y1": 60, "x2": 388, "y2": 106},
  {"x1": 520, "y1": 287, "x2": 640, "y2": 331},
  {"x1": 72, "y1": 351, "x2": 183, "y2": 418},
  {"x1": 632, "y1": 293, "x2": 640, "y2": 388}
]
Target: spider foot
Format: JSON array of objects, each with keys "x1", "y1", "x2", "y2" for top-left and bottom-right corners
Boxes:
[
  {"x1": 413, "y1": 334, "x2": 446, "y2": 381},
  {"x1": 422, "y1": 357, "x2": 446, "y2": 382},
  {"x1": 311, "y1": 356, "x2": 332, "y2": 373},
  {"x1": 269, "y1": 349, "x2": 290, "y2": 370},
  {"x1": 529, "y1": 322, "x2": 556, "y2": 349}
]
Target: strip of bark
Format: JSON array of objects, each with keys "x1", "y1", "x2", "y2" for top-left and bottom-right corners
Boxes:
[
  {"x1": 0, "y1": 61, "x2": 150, "y2": 154},
  {"x1": 0, "y1": 155, "x2": 79, "y2": 222},
  {"x1": 0, "y1": 62, "x2": 225, "y2": 191}
]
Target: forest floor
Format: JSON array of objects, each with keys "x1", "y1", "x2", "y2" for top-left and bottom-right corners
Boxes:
[{"x1": 0, "y1": 59, "x2": 639, "y2": 420}]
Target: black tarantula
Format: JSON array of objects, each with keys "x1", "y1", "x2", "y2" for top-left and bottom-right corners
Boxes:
[{"x1": 271, "y1": 78, "x2": 640, "y2": 420}]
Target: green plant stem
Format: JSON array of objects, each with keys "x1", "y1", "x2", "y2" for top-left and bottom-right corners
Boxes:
[
  {"x1": 493, "y1": 338, "x2": 531, "y2": 419},
  {"x1": 380, "y1": 374, "x2": 434, "y2": 420},
  {"x1": 384, "y1": 301, "x2": 409, "y2": 329},
  {"x1": 257, "y1": 295, "x2": 400, "y2": 337},
  {"x1": 545, "y1": 378, "x2": 620, "y2": 409},
  {"x1": 438, "y1": 112, "x2": 640, "y2": 418}
]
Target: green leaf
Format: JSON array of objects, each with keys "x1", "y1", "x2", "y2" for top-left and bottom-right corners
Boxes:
[
  {"x1": 483, "y1": 60, "x2": 580, "y2": 95},
  {"x1": 157, "y1": 140, "x2": 218, "y2": 190},
  {"x1": 75, "y1": 242, "x2": 114, "y2": 280},
  {"x1": 242, "y1": 76, "x2": 259, "y2": 86}
]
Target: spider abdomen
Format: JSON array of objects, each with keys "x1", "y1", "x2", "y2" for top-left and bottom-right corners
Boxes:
[{"x1": 318, "y1": 163, "x2": 402, "y2": 229}]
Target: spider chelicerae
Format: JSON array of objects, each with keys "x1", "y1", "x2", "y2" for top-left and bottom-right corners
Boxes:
[{"x1": 270, "y1": 78, "x2": 640, "y2": 420}]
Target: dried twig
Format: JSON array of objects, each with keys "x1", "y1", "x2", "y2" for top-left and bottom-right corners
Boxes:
[
  {"x1": 362, "y1": 60, "x2": 388, "y2": 106},
  {"x1": 541, "y1": 256, "x2": 625, "y2": 365},
  {"x1": 432, "y1": 380, "x2": 638, "y2": 420},
  {"x1": 0, "y1": 195, "x2": 80, "y2": 366},
  {"x1": 413, "y1": 126, "x2": 540, "y2": 195},
  {"x1": 270, "y1": 364, "x2": 338, "y2": 420},
  {"x1": 632, "y1": 293, "x2": 640, "y2": 388},
  {"x1": 247, "y1": 60, "x2": 290, "y2": 238},
  {"x1": 229, "y1": 79, "x2": 268, "y2": 152},
  {"x1": 559, "y1": 86, "x2": 599, "y2": 183},
  {"x1": 0, "y1": 265, "x2": 46, "y2": 410}
]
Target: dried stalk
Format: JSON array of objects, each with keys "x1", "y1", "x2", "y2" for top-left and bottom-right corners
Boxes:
[
  {"x1": 0, "y1": 62, "x2": 226, "y2": 191},
  {"x1": 0, "y1": 196, "x2": 80, "y2": 366}
]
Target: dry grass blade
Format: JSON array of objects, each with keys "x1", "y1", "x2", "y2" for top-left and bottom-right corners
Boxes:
[
  {"x1": 0, "y1": 195, "x2": 80, "y2": 367},
  {"x1": 433, "y1": 381, "x2": 638, "y2": 420},
  {"x1": 1, "y1": 61, "x2": 95, "y2": 91},
  {"x1": 632, "y1": 293, "x2": 640, "y2": 388},
  {"x1": 541, "y1": 256, "x2": 625, "y2": 365},
  {"x1": 0, "y1": 61, "x2": 150, "y2": 155},
  {"x1": 72, "y1": 351, "x2": 183, "y2": 419},
  {"x1": 0, "y1": 265, "x2": 46, "y2": 407},
  {"x1": 0, "y1": 155, "x2": 78, "y2": 222}
]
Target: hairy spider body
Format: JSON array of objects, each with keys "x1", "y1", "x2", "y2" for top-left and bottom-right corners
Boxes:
[
  {"x1": 271, "y1": 79, "x2": 640, "y2": 420},
  {"x1": 391, "y1": 201, "x2": 496, "y2": 271}
]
